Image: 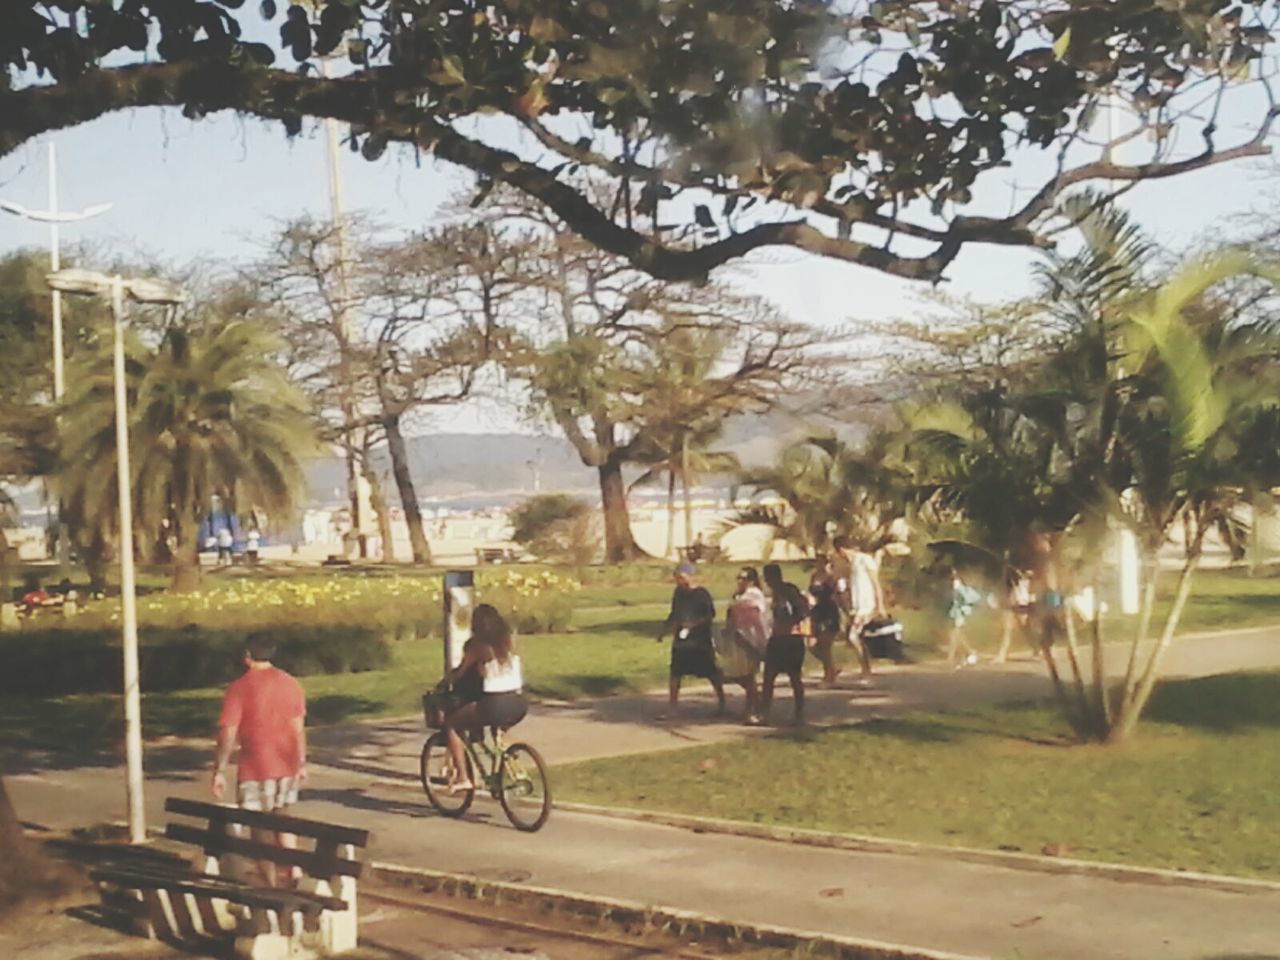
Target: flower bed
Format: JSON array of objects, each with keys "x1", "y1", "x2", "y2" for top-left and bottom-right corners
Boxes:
[{"x1": 1, "y1": 569, "x2": 581, "y2": 696}]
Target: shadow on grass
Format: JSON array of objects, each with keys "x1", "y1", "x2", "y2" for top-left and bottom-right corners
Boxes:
[
  {"x1": 1145, "y1": 671, "x2": 1280, "y2": 733},
  {"x1": 572, "y1": 617, "x2": 665, "y2": 634},
  {"x1": 308, "y1": 694, "x2": 383, "y2": 725},
  {"x1": 529, "y1": 674, "x2": 638, "y2": 699}
]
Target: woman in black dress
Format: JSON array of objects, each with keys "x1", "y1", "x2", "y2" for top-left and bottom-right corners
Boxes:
[
  {"x1": 809, "y1": 555, "x2": 843, "y2": 686},
  {"x1": 656, "y1": 562, "x2": 726, "y2": 718}
]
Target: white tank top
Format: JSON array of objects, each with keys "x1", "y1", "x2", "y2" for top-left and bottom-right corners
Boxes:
[{"x1": 481, "y1": 654, "x2": 523, "y2": 694}]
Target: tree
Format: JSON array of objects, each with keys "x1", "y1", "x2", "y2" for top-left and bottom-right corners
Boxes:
[
  {"x1": 358, "y1": 221, "x2": 526, "y2": 563},
  {"x1": 255, "y1": 217, "x2": 512, "y2": 564},
  {"x1": 0, "y1": 249, "x2": 101, "y2": 479},
  {"x1": 904, "y1": 207, "x2": 1280, "y2": 742},
  {"x1": 514, "y1": 226, "x2": 815, "y2": 561},
  {"x1": 4, "y1": 3, "x2": 1277, "y2": 284},
  {"x1": 628, "y1": 325, "x2": 745, "y2": 556},
  {"x1": 738, "y1": 430, "x2": 912, "y2": 556},
  {"x1": 509, "y1": 493, "x2": 599, "y2": 563},
  {"x1": 58, "y1": 317, "x2": 317, "y2": 592}
]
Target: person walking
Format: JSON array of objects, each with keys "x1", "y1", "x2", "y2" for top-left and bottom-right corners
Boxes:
[
  {"x1": 211, "y1": 634, "x2": 307, "y2": 888},
  {"x1": 945, "y1": 567, "x2": 984, "y2": 667},
  {"x1": 760, "y1": 563, "x2": 808, "y2": 725},
  {"x1": 656, "y1": 562, "x2": 725, "y2": 719},
  {"x1": 216, "y1": 526, "x2": 234, "y2": 566},
  {"x1": 832, "y1": 536, "x2": 885, "y2": 685},
  {"x1": 723, "y1": 566, "x2": 770, "y2": 724},
  {"x1": 808, "y1": 555, "x2": 843, "y2": 686}
]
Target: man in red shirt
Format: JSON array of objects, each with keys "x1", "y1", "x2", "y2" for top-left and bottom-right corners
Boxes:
[{"x1": 211, "y1": 634, "x2": 307, "y2": 887}]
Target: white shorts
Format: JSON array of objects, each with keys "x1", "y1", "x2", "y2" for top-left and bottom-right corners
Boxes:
[{"x1": 237, "y1": 776, "x2": 300, "y2": 812}]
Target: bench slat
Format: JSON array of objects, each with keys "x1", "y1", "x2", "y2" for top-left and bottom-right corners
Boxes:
[
  {"x1": 164, "y1": 823, "x2": 364, "y2": 879},
  {"x1": 165, "y1": 798, "x2": 370, "y2": 847},
  {"x1": 91, "y1": 865, "x2": 348, "y2": 913}
]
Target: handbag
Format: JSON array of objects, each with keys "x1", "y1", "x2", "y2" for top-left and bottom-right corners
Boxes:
[{"x1": 860, "y1": 616, "x2": 906, "y2": 661}]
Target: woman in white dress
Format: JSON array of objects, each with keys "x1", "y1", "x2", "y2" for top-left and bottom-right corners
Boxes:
[
  {"x1": 832, "y1": 536, "x2": 885, "y2": 684},
  {"x1": 723, "y1": 567, "x2": 770, "y2": 724}
]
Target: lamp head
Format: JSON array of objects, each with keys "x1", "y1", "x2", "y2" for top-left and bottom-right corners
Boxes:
[
  {"x1": 45, "y1": 268, "x2": 112, "y2": 296},
  {"x1": 125, "y1": 278, "x2": 186, "y2": 305}
]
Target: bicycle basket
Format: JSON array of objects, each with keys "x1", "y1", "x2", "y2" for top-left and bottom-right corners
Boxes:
[{"x1": 422, "y1": 689, "x2": 454, "y2": 730}]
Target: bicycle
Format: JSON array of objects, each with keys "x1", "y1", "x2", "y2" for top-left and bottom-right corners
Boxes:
[{"x1": 419, "y1": 700, "x2": 552, "y2": 833}]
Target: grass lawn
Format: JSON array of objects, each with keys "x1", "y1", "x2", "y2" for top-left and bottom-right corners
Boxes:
[
  {"x1": 1, "y1": 564, "x2": 1277, "y2": 756},
  {"x1": 557, "y1": 670, "x2": 1280, "y2": 880}
]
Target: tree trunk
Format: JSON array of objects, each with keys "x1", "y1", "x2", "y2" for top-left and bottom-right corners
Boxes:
[
  {"x1": 1088, "y1": 577, "x2": 1112, "y2": 733},
  {"x1": 364, "y1": 460, "x2": 395, "y2": 562},
  {"x1": 170, "y1": 517, "x2": 202, "y2": 593},
  {"x1": 384, "y1": 414, "x2": 432, "y2": 565},
  {"x1": 0, "y1": 770, "x2": 72, "y2": 910},
  {"x1": 84, "y1": 530, "x2": 110, "y2": 595},
  {"x1": 0, "y1": 771, "x2": 35, "y2": 904},
  {"x1": 1038, "y1": 625, "x2": 1092, "y2": 738},
  {"x1": 599, "y1": 458, "x2": 643, "y2": 562},
  {"x1": 681, "y1": 432, "x2": 693, "y2": 553},
  {"x1": 1060, "y1": 607, "x2": 1095, "y2": 738},
  {"x1": 1118, "y1": 562, "x2": 1159, "y2": 708},
  {"x1": 665, "y1": 469, "x2": 676, "y2": 559},
  {"x1": 1110, "y1": 551, "x2": 1202, "y2": 743}
]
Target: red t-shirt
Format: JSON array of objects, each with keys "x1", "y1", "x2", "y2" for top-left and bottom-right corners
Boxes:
[{"x1": 219, "y1": 666, "x2": 306, "y2": 782}]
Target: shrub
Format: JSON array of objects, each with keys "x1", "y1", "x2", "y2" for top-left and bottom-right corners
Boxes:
[{"x1": 509, "y1": 494, "x2": 601, "y2": 563}]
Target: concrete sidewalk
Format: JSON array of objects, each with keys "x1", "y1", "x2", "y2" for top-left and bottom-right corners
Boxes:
[{"x1": 8, "y1": 625, "x2": 1280, "y2": 960}]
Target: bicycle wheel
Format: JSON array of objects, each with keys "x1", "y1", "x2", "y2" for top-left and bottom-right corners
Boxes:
[
  {"x1": 420, "y1": 731, "x2": 475, "y2": 817},
  {"x1": 497, "y1": 742, "x2": 551, "y2": 832}
]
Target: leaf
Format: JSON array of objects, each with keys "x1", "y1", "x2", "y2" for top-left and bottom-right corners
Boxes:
[
  {"x1": 1053, "y1": 26, "x2": 1071, "y2": 60},
  {"x1": 240, "y1": 41, "x2": 274, "y2": 65}
]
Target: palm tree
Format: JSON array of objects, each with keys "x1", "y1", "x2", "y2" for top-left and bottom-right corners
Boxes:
[
  {"x1": 630, "y1": 419, "x2": 739, "y2": 558},
  {"x1": 59, "y1": 318, "x2": 317, "y2": 592},
  {"x1": 907, "y1": 199, "x2": 1280, "y2": 741},
  {"x1": 737, "y1": 431, "x2": 913, "y2": 557}
]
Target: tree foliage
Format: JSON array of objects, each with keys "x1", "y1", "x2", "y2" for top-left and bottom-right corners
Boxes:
[
  {"x1": 508, "y1": 492, "x2": 598, "y2": 563},
  {"x1": 4, "y1": 2, "x2": 1278, "y2": 282},
  {"x1": 59, "y1": 315, "x2": 317, "y2": 591},
  {"x1": 903, "y1": 205, "x2": 1280, "y2": 742}
]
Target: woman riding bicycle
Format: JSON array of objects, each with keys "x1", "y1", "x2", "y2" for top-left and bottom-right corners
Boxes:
[{"x1": 440, "y1": 604, "x2": 527, "y2": 793}]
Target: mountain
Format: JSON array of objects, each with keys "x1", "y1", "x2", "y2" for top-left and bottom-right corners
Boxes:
[{"x1": 307, "y1": 409, "x2": 825, "y2": 509}]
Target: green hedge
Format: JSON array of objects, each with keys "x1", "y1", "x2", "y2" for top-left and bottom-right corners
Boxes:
[{"x1": 0, "y1": 624, "x2": 394, "y2": 697}]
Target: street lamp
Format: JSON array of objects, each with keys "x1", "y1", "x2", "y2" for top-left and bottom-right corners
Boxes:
[
  {"x1": 46, "y1": 267, "x2": 185, "y2": 845},
  {"x1": 1, "y1": 142, "x2": 114, "y2": 578}
]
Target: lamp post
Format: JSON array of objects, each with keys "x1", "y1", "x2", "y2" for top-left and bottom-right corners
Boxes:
[
  {"x1": 46, "y1": 267, "x2": 186, "y2": 845},
  {"x1": 1, "y1": 143, "x2": 113, "y2": 578}
]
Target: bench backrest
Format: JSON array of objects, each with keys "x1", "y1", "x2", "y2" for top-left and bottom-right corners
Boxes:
[{"x1": 164, "y1": 798, "x2": 371, "y2": 880}]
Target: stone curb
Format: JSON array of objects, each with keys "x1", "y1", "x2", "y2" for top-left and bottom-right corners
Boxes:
[
  {"x1": 553, "y1": 802, "x2": 1280, "y2": 896},
  {"x1": 370, "y1": 860, "x2": 988, "y2": 960}
]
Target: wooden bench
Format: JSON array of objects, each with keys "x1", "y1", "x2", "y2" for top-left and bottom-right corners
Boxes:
[
  {"x1": 91, "y1": 797, "x2": 371, "y2": 960},
  {"x1": 475, "y1": 546, "x2": 519, "y2": 564}
]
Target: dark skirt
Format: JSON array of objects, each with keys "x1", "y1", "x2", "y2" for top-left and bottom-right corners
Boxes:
[
  {"x1": 764, "y1": 634, "x2": 806, "y2": 674},
  {"x1": 811, "y1": 602, "x2": 842, "y2": 636},
  {"x1": 477, "y1": 692, "x2": 527, "y2": 728},
  {"x1": 670, "y1": 638, "x2": 718, "y2": 679}
]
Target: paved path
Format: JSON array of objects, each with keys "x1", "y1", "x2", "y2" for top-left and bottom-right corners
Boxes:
[{"x1": 9, "y1": 624, "x2": 1280, "y2": 960}]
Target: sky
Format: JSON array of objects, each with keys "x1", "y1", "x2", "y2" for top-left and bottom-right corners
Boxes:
[{"x1": 1, "y1": 102, "x2": 1275, "y2": 435}]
